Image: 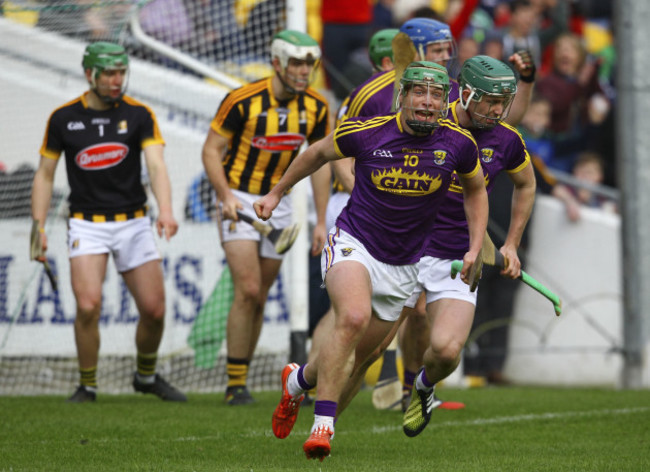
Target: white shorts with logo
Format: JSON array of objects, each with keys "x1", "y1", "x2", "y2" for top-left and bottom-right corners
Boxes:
[
  {"x1": 325, "y1": 192, "x2": 350, "y2": 231},
  {"x1": 321, "y1": 227, "x2": 418, "y2": 322},
  {"x1": 404, "y1": 256, "x2": 477, "y2": 308},
  {"x1": 218, "y1": 189, "x2": 292, "y2": 260},
  {"x1": 68, "y1": 217, "x2": 160, "y2": 273}
]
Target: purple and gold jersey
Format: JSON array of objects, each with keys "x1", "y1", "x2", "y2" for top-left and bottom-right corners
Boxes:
[
  {"x1": 211, "y1": 77, "x2": 329, "y2": 195},
  {"x1": 425, "y1": 100, "x2": 531, "y2": 259},
  {"x1": 40, "y1": 92, "x2": 164, "y2": 214},
  {"x1": 337, "y1": 70, "x2": 395, "y2": 124},
  {"x1": 333, "y1": 113, "x2": 480, "y2": 265}
]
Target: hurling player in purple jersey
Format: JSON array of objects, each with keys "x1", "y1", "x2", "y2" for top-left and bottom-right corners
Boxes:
[
  {"x1": 31, "y1": 42, "x2": 186, "y2": 403},
  {"x1": 317, "y1": 20, "x2": 461, "y2": 407},
  {"x1": 255, "y1": 62, "x2": 488, "y2": 461},
  {"x1": 399, "y1": 56, "x2": 537, "y2": 437},
  {"x1": 323, "y1": 19, "x2": 536, "y2": 412}
]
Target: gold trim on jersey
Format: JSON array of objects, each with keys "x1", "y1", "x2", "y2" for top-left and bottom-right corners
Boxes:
[
  {"x1": 123, "y1": 95, "x2": 165, "y2": 146},
  {"x1": 335, "y1": 115, "x2": 394, "y2": 138},
  {"x1": 437, "y1": 118, "x2": 477, "y2": 144},
  {"x1": 71, "y1": 206, "x2": 147, "y2": 222},
  {"x1": 347, "y1": 70, "x2": 395, "y2": 118},
  {"x1": 449, "y1": 99, "x2": 531, "y2": 174}
]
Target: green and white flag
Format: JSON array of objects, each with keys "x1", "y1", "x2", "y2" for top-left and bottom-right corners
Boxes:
[{"x1": 187, "y1": 267, "x2": 233, "y2": 368}]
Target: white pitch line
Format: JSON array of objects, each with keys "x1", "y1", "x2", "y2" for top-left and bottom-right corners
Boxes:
[
  {"x1": 179, "y1": 406, "x2": 650, "y2": 441},
  {"x1": 367, "y1": 406, "x2": 650, "y2": 435}
]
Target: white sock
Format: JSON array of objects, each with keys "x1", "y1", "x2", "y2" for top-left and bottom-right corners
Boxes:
[
  {"x1": 286, "y1": 368, "x2": 305, "y2": 398},
  {"x1": 311, "y1": 415, "x2": 335, "y2": 434},
  {"x1": 415, "y1": 370, "x2": 435, "y2": 392}
]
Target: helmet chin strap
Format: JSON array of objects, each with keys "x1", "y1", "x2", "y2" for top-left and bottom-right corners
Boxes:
[
  {"x1": 276, "y1": 70, "x2": 304, "y2": 97},
  {"x1": 460, "y1": 86, "x2": 476, "y2": 110}
]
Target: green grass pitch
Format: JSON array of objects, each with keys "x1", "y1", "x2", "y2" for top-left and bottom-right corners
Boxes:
[{"x1": 1, "y1": 387, "x2": 648, "y2": 471}]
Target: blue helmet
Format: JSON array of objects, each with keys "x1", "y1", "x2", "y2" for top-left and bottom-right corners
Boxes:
[{"x1": 399, "y1": 18, "x2": 457, "y2": 63}]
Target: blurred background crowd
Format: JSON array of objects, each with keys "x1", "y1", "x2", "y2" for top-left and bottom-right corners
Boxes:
[
  {"x1": 314, "y1": 0, "x2": 616, "y2": 195},
  {"x1": 1, "y1": 0, "x2": 617, "y2": 198}
]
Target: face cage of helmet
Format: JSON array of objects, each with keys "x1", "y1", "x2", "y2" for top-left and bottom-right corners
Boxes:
[
  {"x1": 275, "y1": 56, "x2": 320, "y2": 95},
  {"x1": 398, "y1": 81, "x2": 449, "y2": 134},
  {"x1": 460, "y1": 86, "x2": 515, "y2": 129},
  {"x1": 417, "y1": 39, "x2": 457, "y2": 66},
  {"x1": 89, "y1": 66, "x2": 129, "y2": 105}
]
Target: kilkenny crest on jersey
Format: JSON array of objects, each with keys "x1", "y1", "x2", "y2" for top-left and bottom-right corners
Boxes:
[
  {"x1": 118, "y1": 120, "x2": 128, "y2": 135},
  {"x1": 481, "y1": 148, "x2": 495, "y2": 163},
  {"x1": 371, "y1": 168, "x2": 442, "y2": 195}
]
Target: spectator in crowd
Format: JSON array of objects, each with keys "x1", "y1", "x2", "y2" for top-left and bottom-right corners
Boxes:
[
  {"x1": 448, "y1": 35, "x2": 480, "y2": 80},
  {"x1": 536, "y1": 32, "x2": 611, "y2": 172},
  {"x1": 320, "y1": 0, "x2": 374, "y2": 100},
  {"x1": 518, "y1": 93, "x2": 586, "y2": 221},
  {"x1": 567, "y1": 151, "x2": 615, "y2": 211},
  {"x1": 518, "y1": 93, "x2": 554, "y2": 166},
  {"x1": 482, "y1": 29, "x2": 505, "y2": 58},
  {"x1": 31, "y1": 42, "x2": 186, "y2": 403},
  {"x1": 373, "y1": 0, "x2": 396, "y2": 29},
  {"x1": 201, "y1": 30, "x2": 330, "y2": 406},
  {"x1": 496, "y1": 0, "x2": 569, "y2": 69}
]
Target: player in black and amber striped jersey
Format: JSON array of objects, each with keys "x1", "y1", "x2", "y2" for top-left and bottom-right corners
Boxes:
[
  {"x1": 31, "y1": 42, "x2": 186, "y2": 403},
  {"x1": 202, "y1": 30, "x2": 331, "y2": 405}
]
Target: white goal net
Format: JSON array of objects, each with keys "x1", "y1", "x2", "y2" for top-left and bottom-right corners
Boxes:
[{"x1": 0, "y1": 1, "x2": 308, "y2": 396}]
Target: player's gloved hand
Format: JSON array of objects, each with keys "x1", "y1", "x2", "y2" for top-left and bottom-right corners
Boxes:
[{"x1": 515, "y1": 49, "x2": 536, "y2": 83}]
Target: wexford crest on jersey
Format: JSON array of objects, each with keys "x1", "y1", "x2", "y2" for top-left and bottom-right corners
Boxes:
[
  {"x1": 480, "y1": 148, "x2": 495, "y2": 163},
  {"x1": 433, "y1": 150, "x2": 447, "y2": 165}
]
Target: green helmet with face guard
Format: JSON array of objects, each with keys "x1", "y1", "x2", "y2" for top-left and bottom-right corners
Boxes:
[
  {"x1": 368, "y1": 28, "x2": 399, "y2": 71},
  {"x1": 82, "y1": 42, "x2": 129, "y2": 103},
  {"x1": 270, "y1": 30, "x2": 321, "y2": 94},
  {"x1": 398, "y1": 61, "x2": 450, "y2": 134},
  {"x1": 459, "y1": 55, "x2": 517, "y2": 128}
]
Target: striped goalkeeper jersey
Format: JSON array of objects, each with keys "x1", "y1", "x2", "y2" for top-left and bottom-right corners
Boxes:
[
  {"x1": 425, "y1": 100, "x2": 531, "y2": 260},
  {"x1": 333, "y1": 113, "x2": 480, "y2": 265}
]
